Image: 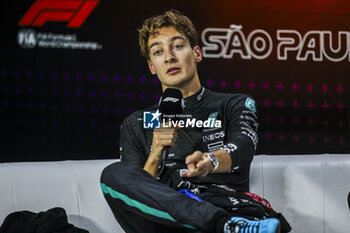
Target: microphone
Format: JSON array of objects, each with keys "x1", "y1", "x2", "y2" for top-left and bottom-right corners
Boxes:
[
  {"x1": 156, "y1": 88, "x2": 183, "y2": 179},
  {"x1": 159, "y1": 88, "x2": 184, "y2": 119},
  {"x1": 158, "y1": 88, "x2": 184, "y2": 161}
]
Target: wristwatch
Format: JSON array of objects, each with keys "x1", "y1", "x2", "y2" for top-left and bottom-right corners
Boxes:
[{"x1": 205, "y1": 152, "x2": 219, "y2": 174}]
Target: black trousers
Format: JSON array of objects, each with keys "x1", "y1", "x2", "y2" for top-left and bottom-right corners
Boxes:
[{"x1": 100, "y1": 162, "x2": 231, "y2": 233}]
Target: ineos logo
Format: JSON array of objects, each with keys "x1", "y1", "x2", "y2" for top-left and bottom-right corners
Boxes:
[
  {"x1": 18, "y1": 29, "x2": 37, "y2": 48},
  {"x1": 203, "y1": 131, "x2": 225, "y2": 142}
]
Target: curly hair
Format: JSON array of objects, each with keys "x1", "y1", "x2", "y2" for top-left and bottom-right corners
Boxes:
[{"x1": 138, "y1": 10, "x2": 199, "y2": 60}]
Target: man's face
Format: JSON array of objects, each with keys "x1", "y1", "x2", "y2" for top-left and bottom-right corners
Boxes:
[{"x1": 147, "y1": 26, "x2": 202, "y2": 90}]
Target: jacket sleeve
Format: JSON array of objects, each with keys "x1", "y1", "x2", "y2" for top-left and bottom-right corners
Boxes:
[
  {"x1": 222, "y1": 95, "x2": 259, "y2": 173},
  {"x1": 119, "y1": 117, "x2": 146, "y2": 168}
]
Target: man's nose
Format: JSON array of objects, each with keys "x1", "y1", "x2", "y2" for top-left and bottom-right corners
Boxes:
[{"x1": 164, "y1": 49, "x2": 176, "y2": 63}]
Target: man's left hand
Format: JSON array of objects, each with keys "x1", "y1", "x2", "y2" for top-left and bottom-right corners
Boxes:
[{"x1": 182, "y1": 151, "x2": 213, "y2": 177}]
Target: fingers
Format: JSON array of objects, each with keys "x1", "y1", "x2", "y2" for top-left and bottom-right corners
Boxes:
[
  {"x1": 187, "y1": 162, "x2": 196, "y2": 173},
  {"x1": 176, "y1": 124, "x2": 182, "y2": 130},
  {"x1": 185, "y1": 151, "x2": 203, "y2": 165},
  {"x1": 196, "y1": 157, "x2": 210, "y2": 170},
  {"x1": 183, "y1": 166, "x2": 207, "y2": 177},
  {"x1": 188, "y1": 165, "x2": 206, "y2": 177},
  {"x1": 153, "y1": 133, "x2": 177, "y2": 147},
  {"x1": 183, "y1": 151, "x2": 211, "y2": 178},
  {"x1": 151, "y1": 124, "x2": 180, "y2": 153},
  {"x1": 154, "y1": 132, "x2": 177, "y2": 141}
]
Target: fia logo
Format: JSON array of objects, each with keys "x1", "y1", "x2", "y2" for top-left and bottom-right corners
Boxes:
[
  {"x1": 143, "y1": 110, "x2": 161, "y2": 129},
  {"x1": 18, "y1": 29, "x2": 37, "y2": 48}
]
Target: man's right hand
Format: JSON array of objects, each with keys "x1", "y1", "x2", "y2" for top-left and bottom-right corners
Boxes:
[
  {"x1": 151, "y1": 124, "x2": 179, "y2": 158},
  {"x1": 143, "y1": 124, "x2": 180, "y2": 177}
]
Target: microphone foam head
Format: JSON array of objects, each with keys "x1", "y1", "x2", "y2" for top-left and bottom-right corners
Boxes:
[{"x1": 159, "y1": 88, "x2": 183, "y2": 116}]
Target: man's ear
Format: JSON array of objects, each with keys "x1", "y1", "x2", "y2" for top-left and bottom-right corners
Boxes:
[
  {"x1": 147, "y1": 60, "x2": 156, "y2": 75},
  {"x1": 193, "y1": 45, "x2": 202, "y2": 63}
]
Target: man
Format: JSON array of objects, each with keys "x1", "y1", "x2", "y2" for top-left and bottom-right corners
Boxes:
[{"x1": 101, "y1": 10, "x2": 282, "y2": 233}]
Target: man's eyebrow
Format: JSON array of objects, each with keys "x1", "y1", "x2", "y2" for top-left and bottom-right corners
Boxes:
[
  {"x1": 149, "y1": 42, "x2": 160, "y2": 50},
  {"x1": 170, "y1": 35, "x2": 185, "y2": 42},
  {"x1": 149, "y1": 36, "x2": 186, "y2": 51}
]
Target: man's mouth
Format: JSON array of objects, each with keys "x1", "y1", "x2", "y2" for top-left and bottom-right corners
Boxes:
[{"x1": 167, "y1": 67, "x2": 181, "y2": 74}]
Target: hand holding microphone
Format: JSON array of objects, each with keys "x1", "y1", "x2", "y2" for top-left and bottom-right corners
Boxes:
[
  {"x1": 158, "y1": 88, "x2": 184, "y2": 161},
  {"x1": 145, "y1": 122, "x2": 179, "y2": 178},
  {"x1": 151, "y1": 123, "x2": 179, "y2": 161},
  {"x1": 151, "y1": 88, "x2": 183, "y2": 179}
]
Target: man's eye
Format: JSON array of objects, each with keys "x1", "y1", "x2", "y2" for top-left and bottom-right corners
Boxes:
[
  {"x1": 153, "y1": 50, "x2": 162, "y2": 56},
  {"x1": 174, "y1": 44, "x2": 183, "y2": 49}
]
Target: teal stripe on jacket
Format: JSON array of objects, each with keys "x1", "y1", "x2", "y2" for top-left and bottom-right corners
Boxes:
[{"x1": 100, "y1": 183, "x2": 196, "y2": 230}]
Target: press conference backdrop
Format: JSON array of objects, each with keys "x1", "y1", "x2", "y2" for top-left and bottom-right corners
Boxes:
[{"x1": 1, "y1": 0, "x2": 349, "y2": 161}]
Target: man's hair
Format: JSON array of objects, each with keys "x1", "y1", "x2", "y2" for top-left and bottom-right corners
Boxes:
[{"x1": 138, "y1": 10, "x2": 199, "y2": 60}]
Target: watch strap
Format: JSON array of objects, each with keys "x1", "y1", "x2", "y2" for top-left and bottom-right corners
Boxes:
[{"x1": 205, "y1": 152, "x2": 219, "y2": 174}]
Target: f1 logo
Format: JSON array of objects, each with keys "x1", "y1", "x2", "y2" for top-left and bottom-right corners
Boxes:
[
  {"x1": 18, "y1": 0, "x2": 99, "y2": 28},
  {"x1": 163, "y1": 97, "x2": 179, "y2": 103}
]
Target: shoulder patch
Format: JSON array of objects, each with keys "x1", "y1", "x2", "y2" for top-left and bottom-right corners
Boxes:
[{"x1": 245, "y1": 98, "x2": 256, "y2": 113}]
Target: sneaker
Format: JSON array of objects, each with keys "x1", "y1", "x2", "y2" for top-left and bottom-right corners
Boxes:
[{"x1": 224, "y1": 216, "x2": 281, "y2": 233}]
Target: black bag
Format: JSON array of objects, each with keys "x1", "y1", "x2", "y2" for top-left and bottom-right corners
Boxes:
[{"x1": 0, "y1": 207, "x2": 89, "y2": 233}]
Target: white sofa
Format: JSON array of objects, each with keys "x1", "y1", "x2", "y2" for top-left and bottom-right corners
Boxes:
[{"x1": 0, "y1": 155, "x2": 349, "y2": 233}]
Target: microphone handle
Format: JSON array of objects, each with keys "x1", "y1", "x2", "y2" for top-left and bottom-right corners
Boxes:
[
  {"x1": 162, "y1": 147, "x2": 169, "y2": 161},
  {"x1": 156, "y1": 147, "x2": 169, "y2": 180}
]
